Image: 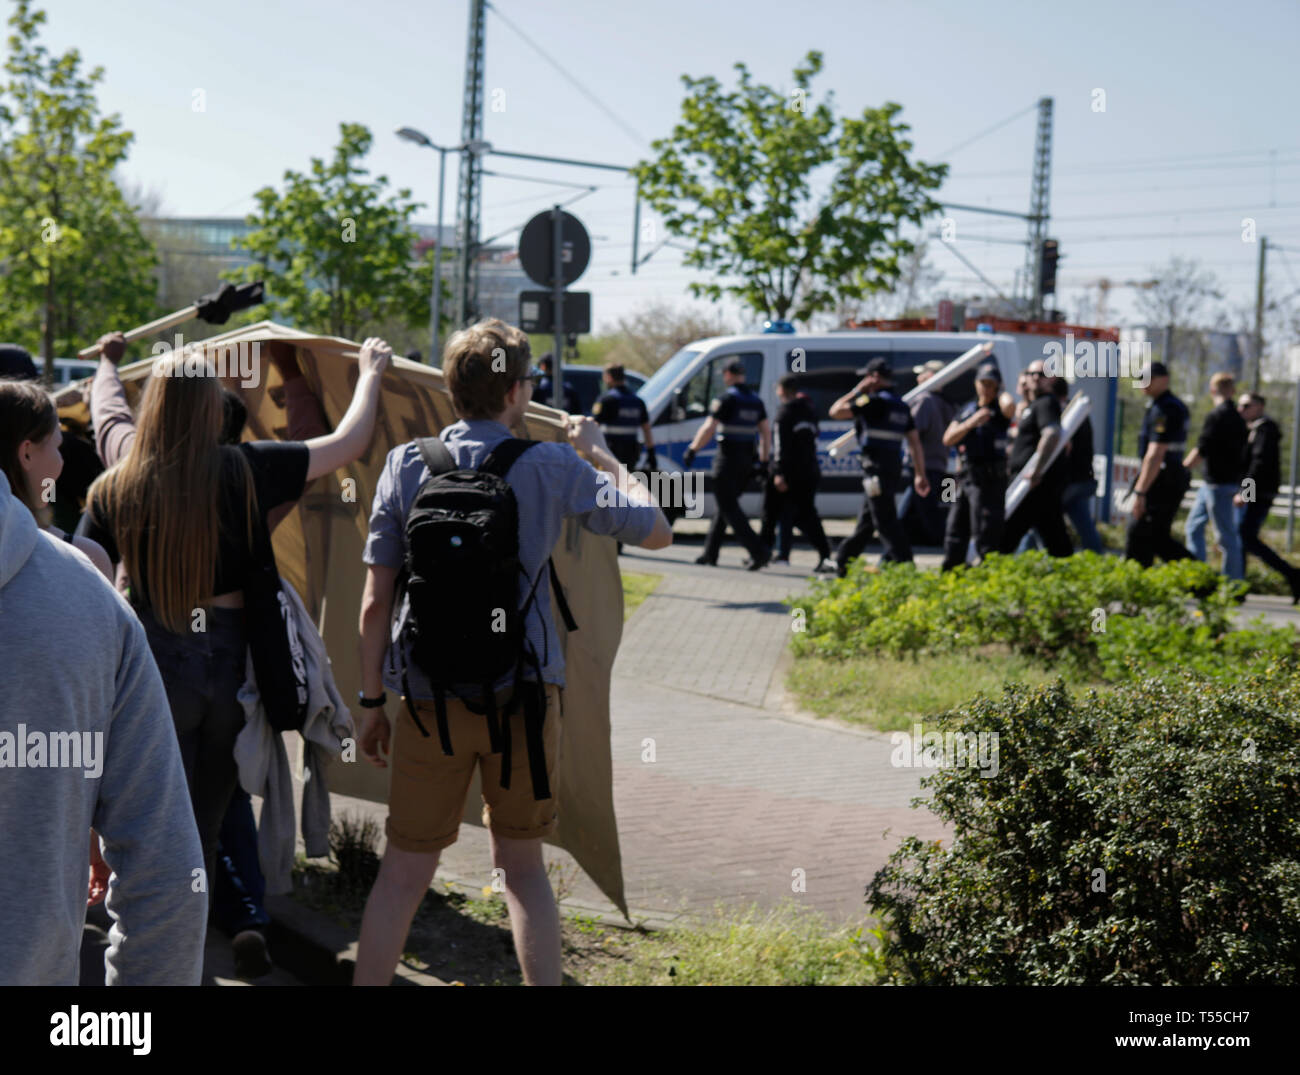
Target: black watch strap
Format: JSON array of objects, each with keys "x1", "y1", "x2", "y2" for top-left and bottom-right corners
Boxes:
[{"x1": 358, "y1": 692, "x2": 387, "y2": 709}]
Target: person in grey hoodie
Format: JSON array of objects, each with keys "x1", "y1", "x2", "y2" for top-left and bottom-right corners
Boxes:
[{"x1": 0, "y1": 469, "x2": 207, "y2": 985}]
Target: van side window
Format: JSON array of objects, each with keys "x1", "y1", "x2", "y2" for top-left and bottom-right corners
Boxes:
[{"x1": 665, "y1": 351, "x2": 764, "y2": 424}]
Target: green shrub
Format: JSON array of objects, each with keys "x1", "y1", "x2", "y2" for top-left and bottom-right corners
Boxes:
[
  {"x1": 790, "y1": 552, "x2": 1292, "y2": 685},
  {"x1": 867, "y1": 677, "x2": 1300, "y2": 984}
]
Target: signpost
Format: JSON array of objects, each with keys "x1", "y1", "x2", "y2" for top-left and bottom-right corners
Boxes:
[{"x1": 518, "y1": 208, "x2": 591, "y2": 410}]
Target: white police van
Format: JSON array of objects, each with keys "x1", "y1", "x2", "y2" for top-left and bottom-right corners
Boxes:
[{"x1": 637, "y1": 320, "x2": 1120, "y2": 520}]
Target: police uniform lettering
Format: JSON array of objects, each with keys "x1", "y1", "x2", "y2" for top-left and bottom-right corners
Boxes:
[
  {"x1": 850, "y1": 391, "x2": 914, "y2": 473},
  {"x1": 594, "y1": 384, "x2": 648, "y2": 466},
  {"x1": 713, "y1": 386, "x2": 766, "y2": 444}
]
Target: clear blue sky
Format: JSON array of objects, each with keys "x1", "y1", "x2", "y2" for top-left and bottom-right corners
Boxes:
[{"x1": 37, "y1": 0, "x2": 1300, "y2": 332}]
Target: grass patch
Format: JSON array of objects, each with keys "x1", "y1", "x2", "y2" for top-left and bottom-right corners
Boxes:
[
  {"x1": 586, "y1": 903, "x2": 886, "y2": 986},
  {"x1": 621, "y1": 571, "x2": 662, "y2": 620},
  {"x1": 787, "y1": 648, "x2": 1072, "y2": 732},
  {"x1": 291, "y1": 854, "x2": 877, "y2": 985}
]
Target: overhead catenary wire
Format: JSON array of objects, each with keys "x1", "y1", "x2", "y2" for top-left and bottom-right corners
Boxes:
[{"x1": 485, "y1": 1, "x2": 647, "y2": 149}]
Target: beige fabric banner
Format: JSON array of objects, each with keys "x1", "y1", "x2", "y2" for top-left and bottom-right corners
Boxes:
[{"x1": 56, "y1": 321, "x2": 628, "y2": 915}]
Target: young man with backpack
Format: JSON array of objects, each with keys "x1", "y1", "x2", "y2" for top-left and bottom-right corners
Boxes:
[{"x1": 353, "y1": 318, "x2": 671, "y2": 986}]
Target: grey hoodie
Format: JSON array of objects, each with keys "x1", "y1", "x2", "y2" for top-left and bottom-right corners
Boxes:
[{"x1": 0, "y1": 471, "x2": 207, "y2": 985}]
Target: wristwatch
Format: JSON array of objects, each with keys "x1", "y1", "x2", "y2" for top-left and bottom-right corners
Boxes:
[{"x1": 358, "y1": 692, "x2": 387, "y2": 708}]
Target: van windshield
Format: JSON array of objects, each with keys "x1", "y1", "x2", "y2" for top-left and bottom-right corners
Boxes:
[{"x1": 638, "y1": 346, "x2": 702, "y2": 404}]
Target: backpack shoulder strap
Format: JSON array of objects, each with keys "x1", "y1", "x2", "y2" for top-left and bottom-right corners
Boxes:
[
  {"x1": 480, "y1": 437, "x2": 539, "y2": 480},
  {"x1": 417, "y1": 436, "x2": 456, "y2": 478}
]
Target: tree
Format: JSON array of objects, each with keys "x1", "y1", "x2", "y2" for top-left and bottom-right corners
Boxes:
[
  {"x1": 227, "y1": 123, "x2": 438, "y2": 341},
  {"x1": 601, "y1": 300, "x2": 738, "y2": 374},
  {"x1": 0, "y1": 1, "x2": 157, "y2": 379},
  {"x1": 632, "y1": 51, "x2": 946, "y2": 326},
  {"x1": 1136, "y1": 256, "x2": 1225, "y2": 394}
]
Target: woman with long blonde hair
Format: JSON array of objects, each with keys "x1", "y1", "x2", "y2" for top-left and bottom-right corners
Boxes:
[{"x1": 79, "y1": 338, "x2": 391, "y2": 888}]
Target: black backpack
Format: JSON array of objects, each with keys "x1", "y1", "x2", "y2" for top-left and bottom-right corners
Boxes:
[{"x1": 396, "y1": 436, "x2": 577, "y2": 800}]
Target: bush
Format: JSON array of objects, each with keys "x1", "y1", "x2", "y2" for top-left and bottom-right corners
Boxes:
[
  {"x1": 867, "y1": 677, "x2": 1300, "y2": 984},
  {"x1": 790, "y1": 552, "x2": 1296, "y2": 684}
]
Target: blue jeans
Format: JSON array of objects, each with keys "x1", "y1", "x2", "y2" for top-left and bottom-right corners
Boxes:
[
  {"x1": 1186, "y1": 483, "x2": 1244, "y2": 579},
  {"x1": 1061, "y1": 480, "x2": 1103, "y2": 553}
]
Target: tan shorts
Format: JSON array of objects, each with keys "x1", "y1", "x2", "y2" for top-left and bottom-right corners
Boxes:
[{"x1": 385, "y1": 683, "x2": 561, "y2": 853}]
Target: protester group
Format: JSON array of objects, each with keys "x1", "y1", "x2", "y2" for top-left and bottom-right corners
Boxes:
[{"x1": 0, "y1": 320, "x2": 669, "y2": 987}]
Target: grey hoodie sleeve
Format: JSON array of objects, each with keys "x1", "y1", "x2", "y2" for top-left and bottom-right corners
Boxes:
[{"x1": 92, "y1": 614, "x2": 207, "y2": 986}]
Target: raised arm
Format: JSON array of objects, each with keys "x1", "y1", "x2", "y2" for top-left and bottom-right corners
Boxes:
[
  {"x1": 89, "y1": 333, "x2": 135, "y2": 468},
  {"x1": 302, "y1": 337, "x2": 391, "y2": 483}
]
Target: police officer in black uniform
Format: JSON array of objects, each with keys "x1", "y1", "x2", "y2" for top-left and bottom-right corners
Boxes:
[
  {"x1": 536, "y1": 353, "x2": 579, "y2": 413},
  {"x1": 829, "y1": 357, "x2": 929, "y2": 576},
  {"x1": 999, "y1": 359, "x2": 1073, "y2": 557},
  {"x1": 941, "y1": 362, "x2": 1010, "y2": 570},
  {"x1": 759, "y1": 375, "x2": 833, "y2": 571},
  {"x1": 683, "y1": 359, "x2": 771, "y2": 569},
  {"x1": 592, "y1": 362, "x2": 655, "y2": 470},
  {"x1": 1125, "y1": 361, "x2": 1194, "y2": 566}
]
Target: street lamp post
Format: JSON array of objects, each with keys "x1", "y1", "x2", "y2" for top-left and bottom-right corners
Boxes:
[{"x1": 397, "y1": 126, "x2": 463, "y2": 365}]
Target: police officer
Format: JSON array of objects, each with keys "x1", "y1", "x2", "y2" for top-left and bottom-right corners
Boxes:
[
  {"x1": 759, "y1": 375, "x2": 833, "y2": 571},
  {"x1": 941, "y1": 362, "x2": 1010, "y2": 569},
  {"x1": 536, "y1": 353, "x2": 579, "y2": 413},
  {"x1": 828, "y1": 357, "x2": 929, "y2": 576},
  {"x1": 998, "y1": 359, "x2": 1073, "y2": 557},
  {"x1": 592, "y1": 362, "x2": 655, "y2": 470},
  {"x1": 1125, "y1": 361, "x2": 1194, "y2": 566},
  {"x1": 683, "y1": 359, "x2": 771, "y2": 569}
]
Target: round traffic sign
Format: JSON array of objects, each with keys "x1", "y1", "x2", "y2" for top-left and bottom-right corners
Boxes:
[{"x1": 518, "y1": 210, "x2": 591, "y2": 287}]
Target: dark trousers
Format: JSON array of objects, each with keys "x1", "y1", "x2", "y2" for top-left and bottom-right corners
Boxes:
[
  {"x1": 214, "y1": 787, "x2": 270, "y2": 934},
  {"x1": 943, "y1": 472, "x2": 1006, "y2": 569},
  {"x1": 608, "y1": 438, "x2": 640, "y2": 470},
  {"x1": 1000, "y1": 479, "x2": 1073, "y2": 557},
  {"x1": 139, "y1": 606, "x2": 248, "y2": 884},
  {"x1": 837, "y1": 470, "x2": 911, "y2": 570},
  {"x1": 703, "y1": 457, "x2": 764, "y2": 561},
  {"x1": 899, "y1": 468, "x2": 951, "y2": 547},
  {"x1": 1238, "y1": 494, "x2": 1296, "y2": 580},
  {"x1": 1125, "y1": 480, "x2": 1193, "y2": 566},
  {"x1": 760, "y1": 472, "x2": 831, "y2": 560}
]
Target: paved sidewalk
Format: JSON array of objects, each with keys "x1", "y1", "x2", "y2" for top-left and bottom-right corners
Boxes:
[
  {"x1": 324, "y1": 535, "x2": 948, "y2": 927},
  {"x1": 319, "y1": 530, "x2": 1298, "y2": 930}
]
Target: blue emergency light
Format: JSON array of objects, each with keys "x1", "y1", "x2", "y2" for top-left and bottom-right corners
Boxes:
[{"x1": 762, "y1": 320, "x2": 796, "y2": 333}]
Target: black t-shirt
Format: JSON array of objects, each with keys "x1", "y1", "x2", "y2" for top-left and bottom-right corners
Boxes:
[
  {"x1": 1066, "y1": 414, "x2": 1095, "y2": 486},
  {"x1": 1197, "y1": 399, "x2": 1247, "y2": 485},
  {"x1": 1008, "y1": 393, "x2": 1064, "y2": 476},
  {"x1": 774, "y1": 394, "x2": 821, "y2": 478},
  {"x1": 79, "y1": 441, "x2": 309, "y2": 605},
  {"x1": 592, "y1": 385, "x2": 648, "y2": 436}
]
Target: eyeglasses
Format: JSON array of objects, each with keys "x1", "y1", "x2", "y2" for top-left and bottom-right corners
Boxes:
[{"x1": 1027, "y1": 369, "x2": 1046, "y2": 377}]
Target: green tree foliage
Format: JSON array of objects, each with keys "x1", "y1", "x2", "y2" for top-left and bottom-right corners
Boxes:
[
  {"x1": 0, "y1": 0, "x2": 157, "y2": 379},
  {"x1": 632, "y1": 51, "x2": 946, "y2": 325},
  {"x1": 228, "y1": 122, "x2": 438, "y2": 342}
]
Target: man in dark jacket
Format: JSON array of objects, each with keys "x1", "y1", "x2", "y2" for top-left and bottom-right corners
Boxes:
[
  {"x1": 998, "y1": 360, "x2": 1072, "y2": 557},
  {"x1": 759, "y1": 376, "x2": 833, "y2": 571},
  {"x1": 1235, "y1": 392, "x2": 1300, "y2": 600}
]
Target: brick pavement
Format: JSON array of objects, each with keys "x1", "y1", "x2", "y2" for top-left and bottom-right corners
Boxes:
[{"x1": 322, "y1": 536, "x2": 949, "y2": 927}]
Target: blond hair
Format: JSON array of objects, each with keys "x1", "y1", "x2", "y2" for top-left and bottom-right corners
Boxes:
[
  {"x1": 87, "y1": 350, "x2": 254, "y2": 633},
  {"x1": 442, "y1": 319, "x2": 532, "y2": 420}
]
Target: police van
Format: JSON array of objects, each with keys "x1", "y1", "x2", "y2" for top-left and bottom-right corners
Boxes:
[{"x1": 637, "y1": 319, "x2": 1120, "y2": 519}]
